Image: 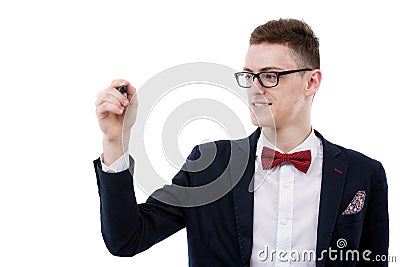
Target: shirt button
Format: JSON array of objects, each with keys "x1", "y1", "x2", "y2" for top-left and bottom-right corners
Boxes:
[{"x1": 281, "y1": 218, "x2": 287, "y2": 225}]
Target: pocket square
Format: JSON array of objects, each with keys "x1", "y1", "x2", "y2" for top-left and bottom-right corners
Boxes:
[{"x1": 342, "y1": 190, "x2": 366, "y2": 215}]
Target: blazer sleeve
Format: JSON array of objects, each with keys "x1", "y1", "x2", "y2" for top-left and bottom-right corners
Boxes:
[
  {"x1": 93, "y1": 146, "x2": 200, "y2": 257},
  {"x1": 358, "y1": 162, "x2": 389, "y2": 266}
]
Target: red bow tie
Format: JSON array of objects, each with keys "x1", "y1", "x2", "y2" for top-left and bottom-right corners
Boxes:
[{"x1": 261, "y1": 147, "x2": 312, "y2": 173}]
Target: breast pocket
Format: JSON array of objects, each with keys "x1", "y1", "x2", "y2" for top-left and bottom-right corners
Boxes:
[{"x1": 336, "y1": 210, "x2": 364, "y2": 224}]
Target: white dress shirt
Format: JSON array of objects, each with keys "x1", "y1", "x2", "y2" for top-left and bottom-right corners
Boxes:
[
  {"x1": 101, "y1": 130, "x2": 323, "y2": 266},
  {"x1": 250, "y1": 130, "x2": 323, "y2": 267},
  {"x1": 100, "y1": 151, "x2": 130, "y2": 173}
]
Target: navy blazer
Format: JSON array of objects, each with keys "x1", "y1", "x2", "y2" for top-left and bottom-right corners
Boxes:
[{"x1": 94, "y1": 128, "x2": 389, "y2": 266}]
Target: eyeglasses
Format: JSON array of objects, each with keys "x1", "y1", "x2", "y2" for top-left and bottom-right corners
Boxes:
[{"x1": 234, "y1": 68, "x2": 312, "y2": 88}]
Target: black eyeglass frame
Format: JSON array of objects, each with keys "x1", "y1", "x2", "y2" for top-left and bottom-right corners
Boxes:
[{"x1": 234, "y1": 68, "x2": 313, "y2": 88}]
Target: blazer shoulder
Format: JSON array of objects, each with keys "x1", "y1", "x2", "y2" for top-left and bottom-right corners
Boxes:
[
  {"x1": 191, "y1": 139, "x2": 233, "y2": 159},
  {"x1": 193, "y1": 129, "x2": 258, "y2": 159},
  {"x1": 325, "y1": 139, "x2": 386, "y2": 184},
  {"x1": 332, "y1": 141, "x2": 381, "y2": 167},
  {"x1": 315, "y1": 130, "x2": 382, "y2": 169}
]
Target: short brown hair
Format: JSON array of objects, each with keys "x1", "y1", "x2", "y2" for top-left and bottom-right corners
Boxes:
[{"x1": 250, "y1": 18, "x2": 320, "y2": 69}]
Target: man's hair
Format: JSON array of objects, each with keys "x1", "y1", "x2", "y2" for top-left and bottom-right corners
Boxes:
[{"x1": 250, "y1": 18, "x2": 320, "y2": 69}]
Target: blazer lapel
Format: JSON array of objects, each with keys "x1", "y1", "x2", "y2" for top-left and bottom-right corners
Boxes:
[
  {"x1": 314, "y1": 130, "x2": 348, "y2": 266},
  {"x1": 230, "y1": 127, "x2": 260, "y2": 267}
]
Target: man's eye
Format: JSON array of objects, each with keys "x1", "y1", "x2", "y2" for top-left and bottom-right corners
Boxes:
[
  {"x1": 244, "y1": 74, "x2": 252, "y2": 80},
  {"x1": 265, "y1": 74, "x2": 276, "y2": 80}
]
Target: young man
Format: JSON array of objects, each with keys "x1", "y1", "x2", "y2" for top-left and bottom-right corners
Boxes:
[{"x1": 94, "y1": 19, "x2": 389, "y2": 266}]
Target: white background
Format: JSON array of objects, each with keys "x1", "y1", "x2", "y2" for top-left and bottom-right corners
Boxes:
[{"x1": 0, "y1": 0, "x2": 398, "y2": 266}]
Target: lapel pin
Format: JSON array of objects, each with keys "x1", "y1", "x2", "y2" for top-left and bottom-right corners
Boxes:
[{"x1": 334, "y1": 168, "x2": 343, "y2": 174}]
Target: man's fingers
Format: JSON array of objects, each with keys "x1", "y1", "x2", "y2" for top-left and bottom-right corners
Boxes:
[
  {"x1": 96, "y1": 101, "x2": 124, "y2": 116},
  {"x1": 126, "y1": 84, "x2": 137, "y2": 97},
  {"x1": 109, "y1": 79, "x2": 137, "y2": 102},
  {"x1": 97, "y1": 95, "x2": 124, "y2": 110},
  {"x1": 96, "y1": 90, "x2": 124, "y2": 107},
  {"x1": 96, "y1": 79, "x2": 137, "y2": 117},
  {"x1": 97, "y1": 87, "x2": 130, "y2": 107},
  {"x1": 110, "y1": 79, "x2": 130, "y2": 90}
]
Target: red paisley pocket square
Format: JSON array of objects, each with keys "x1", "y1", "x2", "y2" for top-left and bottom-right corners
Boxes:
[{"x1": 342, "y1": 190, "x2": 366, "y2": 215}]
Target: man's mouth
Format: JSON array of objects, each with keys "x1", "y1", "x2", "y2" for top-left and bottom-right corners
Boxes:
[{"x1": 252, "y1": 102, "x2": 272, "y2": 107}]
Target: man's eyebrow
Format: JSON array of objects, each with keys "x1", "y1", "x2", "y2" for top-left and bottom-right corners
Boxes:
[{"x1": 242, "y1": 66, "x2": 284, "y2": 72}]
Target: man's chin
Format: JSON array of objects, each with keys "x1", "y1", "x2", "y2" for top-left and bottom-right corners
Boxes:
[{"x1": 250, "y1": 116, "x2": 276, "y2": 129}]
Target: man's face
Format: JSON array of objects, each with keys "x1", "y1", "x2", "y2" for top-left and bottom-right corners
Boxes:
[{"x1": 244, "y1": 43, "x2": 312, "y2": 129}]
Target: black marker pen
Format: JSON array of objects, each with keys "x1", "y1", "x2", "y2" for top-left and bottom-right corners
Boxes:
[{"x1": 118, "y1": 85, "x2": 128, "y2": 98}]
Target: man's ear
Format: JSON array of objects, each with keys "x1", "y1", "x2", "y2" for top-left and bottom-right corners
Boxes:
[{"x1": 305, "y1": 69, "x2": 322, "y2": 97}]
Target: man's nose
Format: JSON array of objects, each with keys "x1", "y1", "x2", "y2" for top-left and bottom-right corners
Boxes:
[{"x1": 249, "y1": 77, "x2": 266, "y2": 94}]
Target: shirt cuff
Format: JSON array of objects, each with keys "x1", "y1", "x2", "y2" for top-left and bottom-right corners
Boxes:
[{"x1": 100, "y1": 151, "x2": 130, "y2": 173}]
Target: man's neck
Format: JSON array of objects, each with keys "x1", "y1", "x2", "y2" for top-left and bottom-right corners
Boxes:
[{"x1": 261, "y1": 125, "x2": 313, "y2": 153}]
